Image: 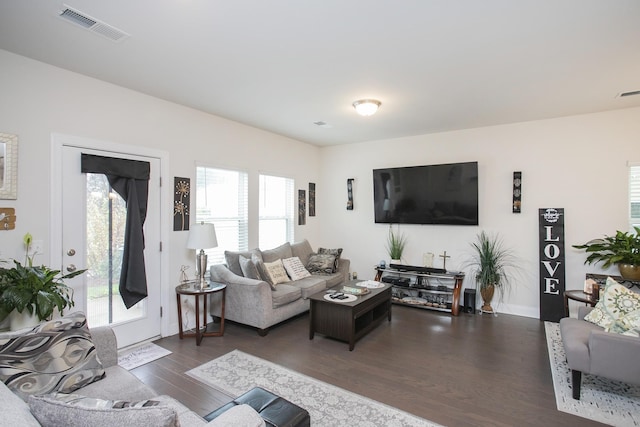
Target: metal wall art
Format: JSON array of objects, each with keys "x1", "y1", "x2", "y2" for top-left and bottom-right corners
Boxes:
[
  {"x1": 298, "y1": 189, "x2": 306, "y2": 225},
  {"x1": 347, "y1": 178, "x2": 354, "y2": 210},
  {"x1": 174, "y1": 177, "x2": 190, "y2": 231},
  {"x1": 309, "y1": 183, "x2": 316, "y2": 216},
  {"x1": 512, "y1": 171, "x2": 522, "y2": 213}
]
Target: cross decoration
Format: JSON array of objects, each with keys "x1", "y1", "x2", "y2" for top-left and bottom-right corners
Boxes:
[{"x1": 439, "y1": 251, "x2": 451, "y2": 270}]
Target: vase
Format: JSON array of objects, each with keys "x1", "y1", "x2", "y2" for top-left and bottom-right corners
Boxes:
[
  {"x1": 391, "y1": 258, "x2": 401, "y2": 266},
  {"x1": 480, "y1": 285, "x2": 495, "y2": 313},
  {"x1": 618, "y1": 264, "x2": 640, "y2": 281},
  {"x1": 10, "y1": 309, "x2": 40, "y2": 331}
]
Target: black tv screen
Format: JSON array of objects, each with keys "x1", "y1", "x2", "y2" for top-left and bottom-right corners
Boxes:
[{"x1": 373, "y1": 161, "x2": 478, "y2": 225}]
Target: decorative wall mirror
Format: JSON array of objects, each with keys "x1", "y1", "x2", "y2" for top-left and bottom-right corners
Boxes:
[{"x1": 0, "y1": 133, "x2": 18, "y2": 199}]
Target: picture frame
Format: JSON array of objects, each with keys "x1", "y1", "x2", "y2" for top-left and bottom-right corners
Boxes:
[{"x1": 0, "y1": 133, "x2": 18, "y2": 200}]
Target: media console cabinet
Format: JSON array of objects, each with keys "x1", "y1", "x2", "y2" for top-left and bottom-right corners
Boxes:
[{"x1": 375, "y1": 266, "x2": 464, "y2": 316}]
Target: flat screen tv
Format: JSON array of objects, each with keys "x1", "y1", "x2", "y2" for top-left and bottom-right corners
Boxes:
[{"x1": 373, "y1": 161, "x2": 478, "y2": 225}]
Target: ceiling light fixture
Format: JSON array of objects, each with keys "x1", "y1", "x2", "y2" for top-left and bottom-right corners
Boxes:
[{"x1": 352, "y1": 99, "x2": 381, "y2": 116}]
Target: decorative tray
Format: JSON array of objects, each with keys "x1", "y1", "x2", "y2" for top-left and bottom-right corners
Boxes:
[{"x1": 342, "y1": 286, "x2": 370, "y2": 295}]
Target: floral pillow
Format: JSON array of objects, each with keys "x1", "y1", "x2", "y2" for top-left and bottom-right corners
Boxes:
[
  {"x1": 318, "y1": 247, "x2": 343, "y2": 273},
  {"x1": 584, "y1": 277, "x2": 640, "y2": 335},
  {"x1": 306, "y1": 253, "x2": 336, "y2": 275}
]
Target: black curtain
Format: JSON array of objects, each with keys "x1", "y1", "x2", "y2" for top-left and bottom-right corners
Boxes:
[{"x1": 81, "y1": 153, "x2": 150, "y2": 309}]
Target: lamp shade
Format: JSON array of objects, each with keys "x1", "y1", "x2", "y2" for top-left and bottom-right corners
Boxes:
[{"x1": 186, "y1": 222, "x2": 218, "y2": 250}]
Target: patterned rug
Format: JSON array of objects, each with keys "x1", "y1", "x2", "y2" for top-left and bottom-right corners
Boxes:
[
  {"x1": 545, "y1": 321, "x2": 640, "y2": 426},
  {"x1": 186, "y1": 350, "x2": 441, "y2": 427},
  {"x1": 118, "y1": 342, "x2": 172, "y2": 370}
]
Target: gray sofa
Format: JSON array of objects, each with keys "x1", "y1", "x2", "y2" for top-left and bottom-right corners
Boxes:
[
  {"x1": 559, "y1": 305, "x2": 640, "y2": 399},
  {"x1": 1, "y1": 321, "x2": 265, "y2": 426},
  {"x1": 209, "y1": 240, "x2": 350, "y2": 335}
]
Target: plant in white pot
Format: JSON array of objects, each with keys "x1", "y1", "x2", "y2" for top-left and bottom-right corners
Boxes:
[
  {"x1": 386, "y1": 225, "x2": 407, "y2": 264},
  {"x1": 467, "y1": 231, "x2": 519, "y2": 314}
]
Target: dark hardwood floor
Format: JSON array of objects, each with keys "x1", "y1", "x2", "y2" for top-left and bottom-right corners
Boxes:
[{"x1": 132, "y1": 306, "x2": 604, "y2": 427}]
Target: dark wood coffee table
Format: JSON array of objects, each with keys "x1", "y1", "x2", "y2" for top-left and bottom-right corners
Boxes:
[{"x1": 309, "y1": 281, "x2": 392, "y2": 351}]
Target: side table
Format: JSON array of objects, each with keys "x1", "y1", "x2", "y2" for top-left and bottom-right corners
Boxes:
[
  {"x1": 176, "y1": 281, "x2": 226, "y2": 345},
  {"x1": 563, "y1": 289, "x2": 598, "y2": 317}
]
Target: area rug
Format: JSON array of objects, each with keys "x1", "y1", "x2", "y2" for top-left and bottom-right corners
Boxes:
[
  {"x1": 118, "y1": 342, "x2": 172, "y2": 370},
  {"x1": 186, "y1": 350, "x2": 441, "y2": 427},
  {"x1": 545, "y1": 321, "x2": 640, "y2": 426}
]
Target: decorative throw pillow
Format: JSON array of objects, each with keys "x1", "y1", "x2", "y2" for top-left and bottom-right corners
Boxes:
[
  {"x1": 306, "y1": 253, "x2": 336, "y2": 275},
  {"x1": 608, "y1": 309, "x2": 640, "y2": 337},
  {"x1": 251, "y1": 253, "x2": 275, "y2": 290},
  {"x1": 318, "y1": 247, "x2": 343, "y2": 272},
  {"x1": 0, "y1": 312, "x2": 105, "y2": 401},
  {"x1": 224, "y1": 250, "x2": 258, "y2": 277},
  {"x1": 28, "y1": 393, "x2": 178, "y2": 427},
  {"x1": 584, "y1": 277, "x2": 640, "y2": 333},
  {"x1": 262, "y1": 259, "x2": 291, "y2": 286},
  {"x1": 239, "y1": 255, "x2": 260, "y2": 280},
  {"x1": 282, "y1": 257, "x2": 312, "y2": 281}
]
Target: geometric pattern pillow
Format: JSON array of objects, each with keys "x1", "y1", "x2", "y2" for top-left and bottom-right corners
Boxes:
[
  {"x1": 281, "y1": 257, "x2": 312, "y2": 281},
  {"x1": 28, "y1": 393, "x2": 178, "y2": 427},
  {"x1": 584, "y1": 277, "x2": 640, "y2": 332},
  {"x1": 608, "y1": 309, "x2": 640, "y2": 337},
  {"x1": 318, "y1": 247, "x2": 343, "y2": 273},
  {"x1": 0, "y1": 312, "x2": 105, "y2": 401},
  {"x1": 306, "y1": 253, "x2": 336, "y2": 275}
]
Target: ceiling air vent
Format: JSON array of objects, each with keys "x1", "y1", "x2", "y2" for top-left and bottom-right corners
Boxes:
[{"x1": 58, "y1": 5, "x2": 130, "y2": 42}]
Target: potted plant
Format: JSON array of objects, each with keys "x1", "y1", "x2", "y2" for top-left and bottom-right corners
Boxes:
[
  {"x1": 572, "y1": 226, "x2": 640, "y2": 281},
  {"x1": 467, "y1": 231, "x2": 518, "y2": 314},
  {"x1": 0, "y1": 260, "x2": 86, "y2": 330},
  {"x1": 386, "y1": 225, "x2": 407, "y2": 264}
]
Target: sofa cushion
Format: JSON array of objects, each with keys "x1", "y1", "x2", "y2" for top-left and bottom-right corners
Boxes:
[
  {"x1": 282, "y1": 257, "x2": 312, "y2": 281},
  {"x1": 271, "y1": 285, "x2": 302, "y2": 308},
  {"x1": 28, "y1": 393, "x2": 178, "y2": 427},
  {"x1": 323, "y1": 271, "x2": 346, "y2": 288},
  {"x1": 261, "y1": 242, "x2": 293, "y2": 263},
  {"x1": 0, "y1": 382, "x2": 40, "y2": 426},
  {"x1": 224, "y1": 250, "x2": 258, "y2": 276},
  {"x1": 79, "y1": 365, "x2": 157, "y2": 401},
  {"x1": 0, "y1": 312, "x2": 105, "y2": 401},
  {"x1": 239, "y1": 255, "x2": 261, "y2": 280},
  {"x1": 584, "y1": 277, "x2": 640, "y2": 332},
  {"x1": 263, "y1": 259, "x2": 291, "y2": 286},
  {"x1": 291, "y1": 239, "x2": 314, "y2": 266},
  {"x1": 289, "y1": 276, "x2": 327, "y2": 299},
  {"x1": 318, "y1": 247, "x2": 343, "y2": 273},
  {"x1": 306, "y1": 253, "x2": 336, "y2": 275}
]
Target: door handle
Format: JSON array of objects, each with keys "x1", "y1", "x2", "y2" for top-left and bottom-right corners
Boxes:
[
  {"x1": 66, "y1": 264, "x2": 77, "y2": 272},
  {"x1": 67, "y1": 249, "x2": 76, "y2": 256}
]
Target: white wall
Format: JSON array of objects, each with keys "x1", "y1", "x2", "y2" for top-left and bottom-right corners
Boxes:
[
  {"x1": 0, "y1": 49, "x2": 321, "y2": 334},
  {"x1": 2, "y1": 47, "x2": 639, "y2": 327},
  {"x1": 319, "y1": 107, "x2": 640, "y2": 317}
]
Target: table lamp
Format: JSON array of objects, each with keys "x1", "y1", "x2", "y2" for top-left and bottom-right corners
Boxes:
[{"x1": 186, "y1": 222, "x2": 218, "y2": 289}]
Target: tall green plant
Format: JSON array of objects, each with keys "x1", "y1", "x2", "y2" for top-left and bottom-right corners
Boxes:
[
  {"x1": 386, "y1": 225, "x2": 407, "y2": 260},
  {"x1": 468, "y1": 231, "x2": 518, "y2": 291},
  {"x1": 0, "y1": 260, "x2": 85, "y2": 322},
  {"x1": 572, "y1": 226, "x2": 640, "y2": 268}
]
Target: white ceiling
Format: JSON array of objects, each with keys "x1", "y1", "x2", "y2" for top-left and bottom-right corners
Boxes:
[{"x1": 1, "y1": 1, "x2": 639, "y2": 146}]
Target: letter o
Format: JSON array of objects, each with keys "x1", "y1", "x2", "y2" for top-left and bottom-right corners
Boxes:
[{"x1": 544, "y1": 244, "x2": 560, "y2": 259}]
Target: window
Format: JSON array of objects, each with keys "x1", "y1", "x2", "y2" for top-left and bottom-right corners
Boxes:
[
  {"x1": 259, "y1": 174, "x2": 295, "y2": 248},
  {"x1": 630, "y1": 164, "x2": 640, "y2": 230},
  {"x1": 196, "y1": 167, "x2": 248, "y2": 266}
]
